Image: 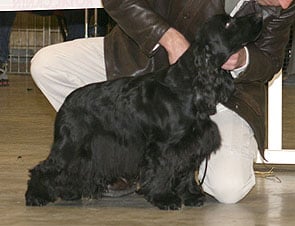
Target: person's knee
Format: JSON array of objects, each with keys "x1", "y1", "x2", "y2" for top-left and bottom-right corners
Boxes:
[
  {"x1": 31, "y1": 46, "x2": 59, "y2": 87},
  {"x1": 31, "y1": 47, "x2": 49, "y2": 76},
  {"x1": 205, "y1": 176, "x2": 255, "y2": 204}
]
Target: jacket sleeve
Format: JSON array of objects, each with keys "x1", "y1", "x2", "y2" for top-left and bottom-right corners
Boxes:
[
  {"x1": 238, "y1": 4, "x2": 295, "y2": 83},
  {"x1": 102, "y1": 0, "x2": 170, "y2": 56}
]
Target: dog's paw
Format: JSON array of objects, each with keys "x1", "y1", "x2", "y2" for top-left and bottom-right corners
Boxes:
[
  {"x1": 151, "y1": 193, "x2": 182, "y2": 210},
  {"x1": 156, "y1": 202, "x2": 182, "y2": 210},
  {"x1": 25, "y1": 188, "x2": 53, "y2": 206},
  {"x1": 25, "y1": 195, "x2": 50, "y2": 206},
  {"x1": 183, "y1": 194, "x2": 205, "y2": 207}
]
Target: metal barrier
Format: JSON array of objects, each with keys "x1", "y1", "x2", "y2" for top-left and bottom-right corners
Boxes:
[
  {"x1": 257, "y1": 71, "x2": 295, "y2": 164},
  {"x1": 8, "y1": 13, "x2": 63, "y2": 74}
]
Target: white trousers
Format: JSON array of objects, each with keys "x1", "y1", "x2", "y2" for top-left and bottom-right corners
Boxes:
[
  {"x1": 200, "y1": 105, "x2": 257, "y2": 204},
  {"x1": 31, "y1": 37, "x2": 107, "y2": 111},
  {"x1": 31, "y1": 37, "x2": 258, "y2": 204}
]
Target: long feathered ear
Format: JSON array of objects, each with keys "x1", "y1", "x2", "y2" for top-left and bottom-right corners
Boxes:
[
  {"x1": 193, "y1": 31, "x2": 222, "y2": 69},
  {"x1": 192, "y1": 70, "x2": 235, "y2": 119},
  {"x1": 191, "y1": 39, "x2": 218, "y2": 118},
  {"x1": 192, "y1": 74, "x2": 218, "y2": 119},
  {"x1": 192, "y1": 33, "x2": 214, "y2": 73},
  {"x1": 191, "y1": 61, "x2": 235, "y2": 118},
  {"x1": 214, "y1": 69, "x2": 235, "y2": 104}
]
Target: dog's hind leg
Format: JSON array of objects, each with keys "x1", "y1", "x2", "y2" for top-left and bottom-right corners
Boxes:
[
  {"x1": 26, "y1": 110, "x2": 108, "y2": 206},
  {"x1": 26, "y1": 134, "x2": 86, "y2": 206},
  {"x1": 25, "y1": 157, "x2": 62, "y2": 206}
]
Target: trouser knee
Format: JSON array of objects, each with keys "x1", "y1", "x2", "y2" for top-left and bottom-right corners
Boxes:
[{"x1": 204, "y1": 177, "x2": 256, "y2": 204}]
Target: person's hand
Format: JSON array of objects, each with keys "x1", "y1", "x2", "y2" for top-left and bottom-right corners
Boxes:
[
  {"x1": 257, "y1": 0, "x2": 293, "y2": 9},
  {"x1": 221, "y1": 48, "x2": 247, "y2": 71},
  {"x1": 159, "y1": 28, "x2": 190, "y2": 64}
]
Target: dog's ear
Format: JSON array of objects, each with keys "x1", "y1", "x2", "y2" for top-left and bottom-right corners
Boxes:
[
  {"x1": 192, "y1": 75, "x2": 218, "y2": 118},
  {"x1": 192, "y1": 69, "x2": 235, "y2": 118},
  {"x1": 193, "y1": 22, "x2": 229, "y2": 68},
  {"x1": 214, "y1": 70, "x2": 235, "y2": 104}
]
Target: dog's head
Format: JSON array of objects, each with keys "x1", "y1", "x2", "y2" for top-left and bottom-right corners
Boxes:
[
  {"x1": 195, "y1": 13, "x2": 263, "y2": 67},
  {"x1": 191, "y1": 13, "x2": 262, "y2": 117}
]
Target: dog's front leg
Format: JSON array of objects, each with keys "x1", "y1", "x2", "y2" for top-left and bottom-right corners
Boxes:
[
  {"x1": 138, "y1": 153, "x2": 182, "y2": 210},
  {"x1": 139, "y1": 178, "x2": 182, "y2": 210},
  {"x1": 176, "y1": 170, "x2": 205, "y2": 207}
]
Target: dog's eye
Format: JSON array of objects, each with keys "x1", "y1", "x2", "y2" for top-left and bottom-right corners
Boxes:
[{"x1": 225, "y1": 22, "x2": 231, "y2": 29}]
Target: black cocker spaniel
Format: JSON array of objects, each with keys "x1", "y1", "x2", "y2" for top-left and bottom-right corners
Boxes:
[{"x1": 26, "y1": 13, "x2": 262, "y2": 210}]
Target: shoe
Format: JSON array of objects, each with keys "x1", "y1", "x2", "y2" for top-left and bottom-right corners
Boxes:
[
  {"x1": 0, "y1": 79, "x2": 9, "y2": 87},
  {"x1": 0, "y1": 63, "x2": 9, "y2": 87}
]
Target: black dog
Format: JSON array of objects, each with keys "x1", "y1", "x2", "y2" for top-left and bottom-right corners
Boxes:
[{"x1": 26, "y1": 14, "x2": 262, "y2": 210}]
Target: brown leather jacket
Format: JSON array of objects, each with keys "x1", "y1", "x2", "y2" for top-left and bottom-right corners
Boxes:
[{"x1": 102, "y1": 0, "x2": 295, "y2": 156}]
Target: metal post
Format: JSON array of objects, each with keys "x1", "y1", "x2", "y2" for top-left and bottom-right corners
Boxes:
[{"x1": 84, "y1": 8, "x2": 88, "y2": 38}]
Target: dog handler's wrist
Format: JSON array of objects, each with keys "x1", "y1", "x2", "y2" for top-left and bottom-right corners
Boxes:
[
  {"x1": 159, "y1": 28, "x2": 190, "y2": 64},
  {"x1": 230, "y1": 47, "x2": 249, "y2": 78}
]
